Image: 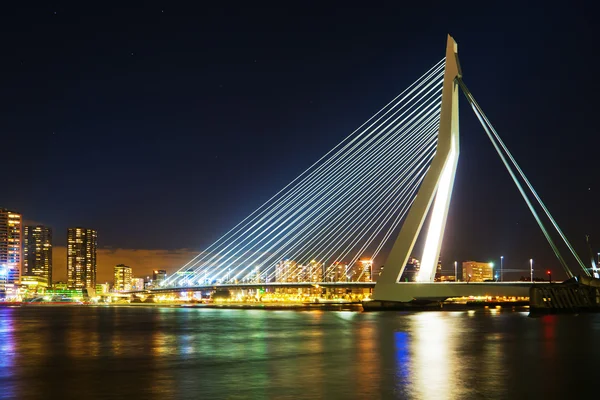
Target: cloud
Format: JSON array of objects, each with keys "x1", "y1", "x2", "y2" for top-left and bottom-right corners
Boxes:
[{"x1": 52, "y1": 247, "x2": 200, "y2": 284}]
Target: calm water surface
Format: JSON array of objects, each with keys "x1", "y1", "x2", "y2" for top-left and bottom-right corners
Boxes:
[{"x1": 1, "y1": 306, "x2": 599, "y2": 399}]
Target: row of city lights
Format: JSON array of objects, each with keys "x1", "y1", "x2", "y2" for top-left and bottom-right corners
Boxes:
[{"x1": 451, "y1": 257, "x2": 551, "y2": 283}]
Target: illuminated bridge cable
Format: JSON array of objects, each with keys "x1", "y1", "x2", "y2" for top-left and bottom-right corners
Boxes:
[
  {"x1": 165, "y1": 60, "x2": 446, "y2": 288},
  {"x1": 219, "y1": 125, "x2": 434, "y2": 283},
  {"x1": 326, "y1": 146, "x2": 435, "y2": 281},
  {"x1": 195, "y1": 79, "x2": 443, "y2": 282},
  {"x1": 226, "y1": 104, "x2": 440, "y2": 280},
  {"x1": 272, "y1": 145, "x2": 433, "y2": 283},
  {"x1": 199, "y1": 120, "x2": 434, "y2": 282},
  {"x1": 203, "y1": 109, "x2": 436, "y2": 282},
  {"x1": 279, "y1": 164, "x2": 429, "y2": 283},
  {"x1": 161, "y1": 59, "x2": 445, "y2": 286},
  {"x1": 192, "y1": 73, "x2": 443, "y2": 273},
  {"x1": 301, "y1": 128, "x2": 438, "y2": 270},
  {"x1": 458, "y1": 81, "x2": 588, "y2": 277},
  {"x1": 167, "y1": 70, "x2": 445, "y2": 286},
  {"x1": 207, "y1": 91, "x2": 442, "y2": 279},
  {"x1": 458, "y1": 79, "x2": 575, "y2": 278},
  {"x1": 273, "y1": 132, "x2": 437, "y2": 282},
  {"x1": 242, "y1": 111, "x2": 441, "y2": 278},
  {"x1": 305, "y1": 128, "x2": 438, "y2": 263},
  {"x1": 276, "y1": 130, "x2": 436, "y2": 282}
]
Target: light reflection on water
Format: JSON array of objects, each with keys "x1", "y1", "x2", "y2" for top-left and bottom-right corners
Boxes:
[
  {"x1": 0, "y1": 310, "x2": 16, "y2": 399},
  {"x1": 0, "y1": 307, "x2": 599, "y2": 399},
  {"x1": 410, "y1": 313, "x2": 452, "y2": 399}
]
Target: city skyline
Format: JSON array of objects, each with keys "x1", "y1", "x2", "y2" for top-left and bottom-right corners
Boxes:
[
  {"x1": 2, "y1": 5, "x2": 599, "y2": 280},
  {"x1": 1, "y1": 212, "x2": 560, "y2": 284}
]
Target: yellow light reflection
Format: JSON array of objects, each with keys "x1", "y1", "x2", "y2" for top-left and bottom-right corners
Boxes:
[{"x1": 410, "y1": 313, "x2": 451, "y2": 398}]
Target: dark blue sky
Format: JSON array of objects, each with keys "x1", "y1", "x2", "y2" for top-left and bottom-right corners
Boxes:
[{"x1": 2, "y1": 2, "x2": 598, "y2": 278}]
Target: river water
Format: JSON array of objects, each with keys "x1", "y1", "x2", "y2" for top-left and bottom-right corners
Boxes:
[{"x1": 0, "y1": 306, "x2": 599, "y2": 399}]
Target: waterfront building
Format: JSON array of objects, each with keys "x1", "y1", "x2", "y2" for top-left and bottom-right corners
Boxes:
[
  {"x1": 114, "y1": 264, "x2": 133, "y2": 292},
  {"x1": 295, "y1": 263, "x2": 309, "y2": 282},
  {"x1": 324, "y1": 261, "x2": 345, "y2": 282},
  {"x1": 343, "y1": 259, "x2": 371, "y2": 282},
  {"x1": 20, "y1": 275, "x2": 49, "y2": 289},
  {"x1": 53, "y1": 281, "x2": 68, "y2": 290},
  {"x1": 23, "y1": 225, "x2": 53, "y2": 286},
  {"x1": 462, "y1": 261, "x2": 494, "y2": 282},
  {"x1": 334, "y1": 262, "x2": 349, "y2": 282},
  {"x1": 95, "y1": 283, "x2": 110, "y2": 295},
  {"x1": 176, "y1": 269, "x2": 195, "y2": 285},
  {"x1": 0, "y1": 208, "x2": 22, "y2": 297},
  {"x1": 67, "y1": 227, "x2": 97, "y2": 289},
  {"x1": 131, "y1": 277, "x2": 145, "y2": 291},
  {"x1": 307, "y1": 259, "x2": 323, "y2": 282},
  {"x1": 251, "y1": 266, "x2": 261, "y2": 283},
  {"x1": 152, "y1": 269, "x2": 167, "y2": 286},
  {"x1": 144, "y1": 276, "x2": 153, "y2": 289},
  {"x1": 275, "y1": 260, "x2": 296, "y2": 282},
  {"x1": 400, "y1": 257, "x2": 420, "y2": 282},
  {"x1": 357, "y1": 259, "x2": 372, "y2": 282}
]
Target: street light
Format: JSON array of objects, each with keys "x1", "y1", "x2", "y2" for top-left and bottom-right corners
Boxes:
[
  {"x1": 530, "y1": 259, "x2": 534, "y2": 283},
  {"x1": 454, "y1": 261, "x2": 457, "y2": 282},
  {"x1": 500, "y1": 256, "x2": 504, "y2": 282}
]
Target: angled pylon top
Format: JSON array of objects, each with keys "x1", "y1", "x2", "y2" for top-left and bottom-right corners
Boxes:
[{"x1": 373, "y1": 35, "x2": 461, "y2": 300}]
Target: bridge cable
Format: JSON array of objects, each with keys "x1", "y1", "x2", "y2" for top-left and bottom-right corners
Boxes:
[
  {"x1": 164, "y1": 64, "x2": 445, "y2": 286},
  {"x1": 164, "y1": 60, "x2": 445, "y2": 288},
  {"x1": 458, "y1": 79, "x2": 577, "y2": 278}
]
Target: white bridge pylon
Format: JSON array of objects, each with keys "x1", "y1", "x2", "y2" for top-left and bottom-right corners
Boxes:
[{"x1": 373, "y1": 35, "x2": 461, "y2": 301}]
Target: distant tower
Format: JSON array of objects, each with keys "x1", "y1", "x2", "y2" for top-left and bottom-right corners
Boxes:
[
  {"x1": 114, "y1": 264, "x2": 133, "y2": 292},
  {"x1": 67, "y1": 227, "x2": 97, "y2": 289},
  {"x1": 152, "y1": 269, "x2": 167, "y2": 286},
  {"x1": 0, "y1": 208, "x2": 22, "y2": 297},
  {"x1": 23, "y1": 225, "x2": 53, "y2": 286}
]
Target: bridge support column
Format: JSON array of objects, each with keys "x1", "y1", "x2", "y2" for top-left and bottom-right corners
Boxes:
[{"x1": 374, "y1": 35, "x2": 462, "y2": 302}]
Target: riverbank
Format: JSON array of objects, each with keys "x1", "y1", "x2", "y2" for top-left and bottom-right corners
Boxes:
[{"x1": 1, "y1": 300, "x2": 534, "y2": 312}]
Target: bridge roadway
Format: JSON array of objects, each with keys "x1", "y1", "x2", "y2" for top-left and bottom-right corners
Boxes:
[
  {"x1": 127, "y1": 281, "x2": 541, "y2": 301},
  {"x1": 128, "y1": 281, "x2": 376, "y2": 295}
]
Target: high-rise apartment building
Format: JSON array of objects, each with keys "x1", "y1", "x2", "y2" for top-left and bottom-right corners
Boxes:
[
  {"x1": 0, "y1": 208, "x2": 22, "y2": 297},
  {"x1": 67, "y1": 227, "x2": 97, "y2": 289},
  {"x1": 114, "y1": 264, "x2": 132, "y2": 292},
  {"x1": 462, "y1": 261, "x2": 494, "y2": 282},
  {"x1": 23, "y1": 225, "x2": 53, "y2": 285},
  {"x1": 275, "y1": 261, "x2": 297, "y2": 282},
  {"x1": 152, "y1": 269, "x2": 167, "y2": 286}
]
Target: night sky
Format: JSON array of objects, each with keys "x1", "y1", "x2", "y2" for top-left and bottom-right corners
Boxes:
[{"x1": 2, "y1": 3, "x2": 598, "y2": 281}]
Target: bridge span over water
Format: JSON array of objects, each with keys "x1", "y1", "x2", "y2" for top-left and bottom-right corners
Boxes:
[
  {"x1": 151, "y1": 35, "x2": 594, "y2": 304},
  {"x1": 131, "y1": 281, "x2": 540, "y2": 304}
]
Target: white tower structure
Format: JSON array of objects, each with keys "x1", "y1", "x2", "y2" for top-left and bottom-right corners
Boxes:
[{"x1": 373, "y1": 35, "x2": 461, "y2": 301}]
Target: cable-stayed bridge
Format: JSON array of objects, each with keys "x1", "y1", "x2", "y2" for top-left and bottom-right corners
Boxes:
[{"x1": 153, "y1": 35, "x2": 594, "y2": 303}]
